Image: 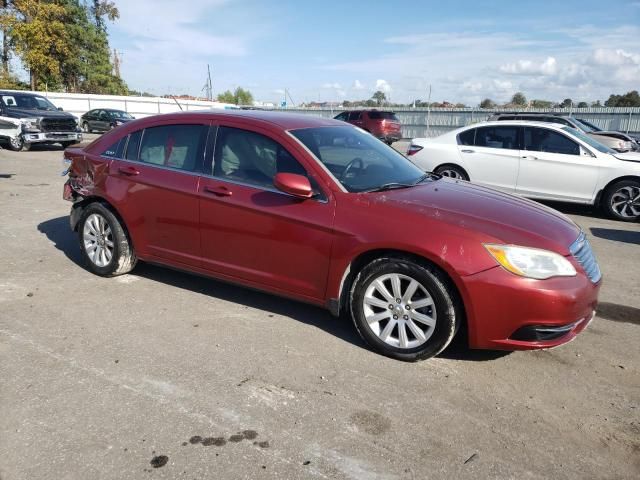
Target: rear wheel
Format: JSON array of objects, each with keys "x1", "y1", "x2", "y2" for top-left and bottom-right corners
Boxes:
[
  {"x1": 61, "y1": 141, "x2": 76, "y2": 149},
  {"x1": 82, "y1": 122, "x2": 91, "y2": 133},
  {"x1": 435, "y1": 164, "x2": 469, "y2": 181},
  {"x1": 603, "y1": 180, "x2": 640, "y2": 221},
  {"x1": 78, "y1": 203, "x2": 137, "y2": 276},
  {"x1": 350, "y1": 257, "x2": 459, "y2": 361}
]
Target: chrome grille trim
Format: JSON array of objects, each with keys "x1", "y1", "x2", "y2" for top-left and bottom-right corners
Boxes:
[{"x1": 570, "y1": 232, "x2": 602, "y2": 284}]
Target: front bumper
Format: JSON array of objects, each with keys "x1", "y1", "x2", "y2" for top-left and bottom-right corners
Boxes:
[
  {"x1": 23, "y1": 132, "x2": 82, "y2": 144},
  {"x1": 462, "y1": 265, "x2": 600, "y2": 350}
]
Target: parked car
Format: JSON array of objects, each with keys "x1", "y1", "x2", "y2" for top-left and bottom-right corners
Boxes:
[
  {"x1": 0, "y1": 91, "x2": 82, "y2": 151},
  {"x1": 80, "y1": 109, "x2": 135, "y2": 133},
  {"x1": 63, "y1": 111, "x2": 600, "y2": 361},
  {"x1": 487, "y1": 112, "x2": 636, "y2": 152},
  {"x1": 407, "y1": 121, "x2": 640, "y2": 221},
  {"x1": 334, "y1": 110, "x2": 402, "y2": 144},
  {"x1": 576, "y1": 118, "x2": 640, "y2": 152}
]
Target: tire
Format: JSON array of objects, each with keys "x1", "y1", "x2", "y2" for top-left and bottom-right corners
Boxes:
[
  {"x1": 435, "y1": 164, "x2": 469, "y2": 181},
  {"x1": 78, "y1": 202, "x2": 137, "y2": 276},
  {"x1": 602, "y1": 179, "x2": 640, "y2": 222},
  {"x1": 350, "y1": 257, "x2": 460, "y2": 361},
  {"x1": 60, "y1": 141, "x2": 76, "y2": 149},
  {"x1": 7, "y1": 135, "x2": 24, "y2": 151},
  {"x1": 82, "y1": 122, "x2": 91, "y2": 133}
]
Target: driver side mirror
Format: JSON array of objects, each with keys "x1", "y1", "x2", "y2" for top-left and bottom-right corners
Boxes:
[
  {"x1": 273, "y1": 173, "x2": 313, "y2": 199},
  {"x1": 57, "y1": 107, "x2": 63, "y2": 111}
]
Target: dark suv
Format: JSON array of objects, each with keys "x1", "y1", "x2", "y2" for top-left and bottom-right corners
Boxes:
[
  {"x1": 487, "y1": 112, "x2": 638, "y2": 152},
  {"x1": 334, "y1": 110, "x2": 402, "y2": 144}
]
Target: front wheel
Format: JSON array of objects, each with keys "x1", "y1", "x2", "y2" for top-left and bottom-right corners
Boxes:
[
  {"x1": 434, "y1": 165, "x2": 469, "y2": 181},
  {"x1": 7, "y1": 135, "x2": 24, "y2": 151},
  {"x1": 603, "y1": 180, "x2": 640, "y2": 221},
  {"x1": 82, "y1": 122, "x2": 91, "y2": 133},
  {"x1": 350, "y1": 257, "x2": 459, "y2": 361},
  {"x1": 78, "y1": 203, "x2": 137, "y2": 276}
]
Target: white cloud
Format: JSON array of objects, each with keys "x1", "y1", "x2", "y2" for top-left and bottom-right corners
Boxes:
[
  {"x1": 321, "y1": 82, "x2": 342, "y2": 89},
  {"x1": 500, "y1": 57, "x2": 557, "y2": 75},
  {"x1": 352, "y1": 79, "x2": 365, "y2": 90},
  {"x1": 375, "y1": 79, "x2": 392, "y2": 93}
]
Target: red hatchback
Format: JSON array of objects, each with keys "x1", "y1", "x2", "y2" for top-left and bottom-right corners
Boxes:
[
  {"x1": 334, "y1": 110, "x2": 402, "y2": 144},
  {"x1": 63, "y1": 111, "x2": 601, "y2": 361}
]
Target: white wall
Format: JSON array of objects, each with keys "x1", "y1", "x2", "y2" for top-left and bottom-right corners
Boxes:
[{"x1": 2, "y1": 89, "x2": 236, "y2": 119}]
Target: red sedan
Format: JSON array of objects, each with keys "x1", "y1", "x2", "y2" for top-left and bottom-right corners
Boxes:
[{"x1": 63, "y1": 111, "x2": 601, "y2": 361}]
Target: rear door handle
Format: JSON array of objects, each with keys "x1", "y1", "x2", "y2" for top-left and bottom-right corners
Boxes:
[
  {"x1": 118, "y1": 166, "x2": 139, "y2": 176},
  {"x1": 204, "y1": 185, "x2": 233, "y2": 197},
  {"x1": 461, "y1": 149, "x2": 474, "y2": 153},
  {"x1": 521, "y1": 155, "x2": 539, "y2": 160}
]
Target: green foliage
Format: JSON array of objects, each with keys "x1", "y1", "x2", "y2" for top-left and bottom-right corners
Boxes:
[
  {"x1": 0, "y1": 69, "x2": 28, "y2": 89},
  {"x1": 372, "y1": 90, "x2": 386, "y2": 106},
  {"x1": 531, "y1": 99, "x2": 553, "y2": 108},
  {"x1": 479, "y1": 98, "x2": 495, "y2": 109},
  {"x1": 576, "y1": 101, "x2": 588, "y2": 108},
  {"x1": 217, "y1": 87, "x2": 254, "y2": 105},
  {"x1": 605, "y1": 90, "x2": 640, "y2": 107},
  {"x1": 591, "y1": 100, "x2": 602, "y2": 107},
  {"x1": 511, "y1": 92, "x2": 527, "y2": 106},
  {"x1": 0, "y1": 0, "x2": 127, "y2": 94},
  {"x1": 559, "y1": 98, "x2": 573, "y2": 108}
]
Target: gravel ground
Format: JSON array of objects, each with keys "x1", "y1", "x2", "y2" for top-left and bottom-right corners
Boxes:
[{"x1": 1, "y1": 139, "x2": 639, "y2": 479}]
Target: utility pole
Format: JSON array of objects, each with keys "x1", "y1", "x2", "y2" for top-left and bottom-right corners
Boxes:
[
  {"x1": 426, "y1": 84, "x2": 432, "y2": 136},
  {"x1": 201, "y1": 64, "x2": 213, "y2": 101}
]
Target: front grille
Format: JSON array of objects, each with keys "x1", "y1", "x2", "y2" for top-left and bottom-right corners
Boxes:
[
  {"x1": 40, "y1": 118, "x2": 77, "y2": 132},
  {"x1": 570, "y1": 233, "x2": 601, "y2": 283}
]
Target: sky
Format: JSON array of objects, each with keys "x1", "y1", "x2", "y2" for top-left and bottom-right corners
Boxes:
[{"x1": 107, "y1": 0, "x2": 640, "y2": 105}]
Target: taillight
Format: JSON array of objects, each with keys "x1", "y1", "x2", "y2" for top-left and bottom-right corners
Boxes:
[{"x1": 407, "y1": 144, "x2": 424, "y2": 156}]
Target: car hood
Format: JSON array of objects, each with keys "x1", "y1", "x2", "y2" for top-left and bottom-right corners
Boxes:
[
  {"x1": 613, "y1": 152, "x2": 640, "y2": 163},
  {"x1": 4, "y1": 107, "x2": 76, "y2": 119},
  {"x1": 370, "y1": 179, "x2": 581, "y2": 255}
]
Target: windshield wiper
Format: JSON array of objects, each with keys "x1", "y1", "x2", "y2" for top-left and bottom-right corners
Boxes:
[{"x1": 362, "y1": 173, "x2": 440, "y2": 193}]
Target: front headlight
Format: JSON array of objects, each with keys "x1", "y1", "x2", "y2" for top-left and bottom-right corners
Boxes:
[
  {"x1": 484, "y1": 244, "x2": 577, "y2": 280},
  {"x1": 21, "y1": 117, "x2": 40, "y2": 131}
]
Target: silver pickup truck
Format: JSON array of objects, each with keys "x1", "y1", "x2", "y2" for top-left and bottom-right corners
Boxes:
[{"x1": 0, "y1": 91, "x2": 82, "y2": 151}]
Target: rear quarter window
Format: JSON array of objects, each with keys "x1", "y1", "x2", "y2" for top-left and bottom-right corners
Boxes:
[
  {"x1": 368, "y1": 111, "x2": 398, "y2": 120},
  {"x1": 457, "y1": 128, "x2": 476, "y2": 145}
]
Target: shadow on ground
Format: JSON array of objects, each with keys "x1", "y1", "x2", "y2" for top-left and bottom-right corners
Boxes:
[
  {"x1": 38, "y1": 215, "x2": 511, "y2": 362},
  {"x1": 590, "y1": 227, "x2": 640, "y2": 245},
  {"x1": 597, "y1": 302, "x2": 640, "y2": 326}
]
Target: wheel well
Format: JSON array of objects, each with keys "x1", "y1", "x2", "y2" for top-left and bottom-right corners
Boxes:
[
  {"x1": 72, "y1": 196, "x2": 128, "y2": 233},
  {"x1": 337, "y1": 249, "x2": 466, "y2": 329},
  {"x1": 434, "y1": 163, "x2": 469, "y2": 178},
  {"x1": 596, "y1": 175, "x2": 640, "y2": 206}
]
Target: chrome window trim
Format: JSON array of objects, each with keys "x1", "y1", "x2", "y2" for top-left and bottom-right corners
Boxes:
[
  {"x1": 285, "y1": 129, "x2": 348, "y2": 193},
  {"x1": 110, "y1": 156, "x2": 202, "y2": 178}
]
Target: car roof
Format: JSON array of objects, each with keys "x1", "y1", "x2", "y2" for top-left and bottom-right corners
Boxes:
[
  {"x1": 150, "y1": 109, "x2": 346, "y2": 130},
  {"x1": 464, "y1": 120, "x2": 569, "y2": 130}
]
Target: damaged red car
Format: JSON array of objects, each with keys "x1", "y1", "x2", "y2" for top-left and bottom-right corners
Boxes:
[{"x1": 63, "y1": 111, "x2": 601, "y2": 361}]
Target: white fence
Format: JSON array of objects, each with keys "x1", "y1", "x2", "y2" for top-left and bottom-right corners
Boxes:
[{"x1": 2, "y1": 89, "x2": 235, "y2": 119}]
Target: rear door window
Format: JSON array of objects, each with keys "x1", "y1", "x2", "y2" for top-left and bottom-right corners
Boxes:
[
  {"x1": 335, "y1": 112, "x2": 349, "y2": 121},
  {"x1": 474, "y1": 126, "x2": 519, "y2": 149},
  {"x1": 368, "y1": 111, "x2": 398, "y2": 120},
  {"x1": 524, "y1": 127, "x2": 580, "y2": 155},
  {"x1": 348, "y1": 111, "x2": 362, "y2": 121},
  {"x1": 124, "y1": 130, "x2": 142, "y2": 161},
  {"x1": 457, "y1": 128, "x2": 476, "y2": 145},
  {"x1": 138, "y1": 124, "x2": 207, "y2": 172}
]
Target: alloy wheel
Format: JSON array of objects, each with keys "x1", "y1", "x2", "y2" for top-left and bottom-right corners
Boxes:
[
  {"x1": 9, "y1": 136, "x2": 23, "y2": 151},
  {"x1": 83, "y1": 213, "x2": 114, "y2": 267},
  {"x1": 362, "y1": 273, "x2": 437, "y2": 349},
  {"x1": 610, "y1": 186, "x2": 640, "y2": 218},
  {"x1": 439, "y1": 168, "x2": 464, "y2": 179}
]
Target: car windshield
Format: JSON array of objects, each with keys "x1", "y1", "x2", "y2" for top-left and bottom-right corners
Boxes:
[
  {"x1": 571, "y1": 118, "x2": 597, "y2": 133},
  {"x1": 109, "y1": 110, "x2": 133, "y2": 119},
  {"x1": 368, "y1": 111, "x2": 399, "y2": 121},
  {"x1": 576, "y1": 118, "x2": 602, "y2": 132},
  {"x1": 1, "y1": 94, "x2": 58, "y2": 111},
  {"x1": 562, "y1": 126, "x2": 616, "y2": 154},
  {"x1": 290, "y1": 126, "x2": 431, "y2": 192}
]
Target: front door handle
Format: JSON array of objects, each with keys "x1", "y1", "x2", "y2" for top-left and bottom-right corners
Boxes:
[
  {"x1": 521, "y1": 155, "x2": 539, "y2": 160},
  {"x1": 204, "y1": 185, "x2": 233, "y2": 197},
  {"x1": 118, "y1": 166, "x2": 139, "y2": 176},
  {"x1": 461, "y1": 149, "x2": 475, "y2": 153}
]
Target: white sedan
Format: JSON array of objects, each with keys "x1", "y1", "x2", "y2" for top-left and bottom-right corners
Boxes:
[{"x1": 407, "y1": 121, "x2": 640, "y2": 221}]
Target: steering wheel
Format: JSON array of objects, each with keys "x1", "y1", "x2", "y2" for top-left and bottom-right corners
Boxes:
[{"x1": 340, "y1": 157, "x2": 364, "y2": 182}]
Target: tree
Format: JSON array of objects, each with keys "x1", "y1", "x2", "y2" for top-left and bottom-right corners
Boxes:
[
  {"x1": 479, "y1": 98, "x2": 496, "y2": 109},
  {"x1": 531, "y1": 99, "x2": 553, "y2": 108},
  {"x1": 591, "y1": 100, "x2": 602, "y2": 107},
  {"x1": 1, "y1": 0, "x2": 11, "y2": 75},
  {"x1": 0, "y1": 0, "x2": 70, "y2": 90},
  {"x1": 605, "y1": 90, "x2": 640, "y2": 107},
  {"x1": 511, "y1": 92, "x2": 527, "y2": 106},
  {"x1": 217, "y1": 90, "x2": 235, "y2": 103},
  {"x1": 234, "y1": 86, "x2": 253, "y2": 105},
  {"x1": 372, "y1": 90, "x2": 386, "y2": 106},
  {"x1": 576, "y1": 101, "x2": 588, "y2": 108},
  {"x1": 560, "y1": 98, "x2": 573, "y2": 108},
  {"x1": 91, "y1": 0, "x2": 118, "y2": 32}
]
